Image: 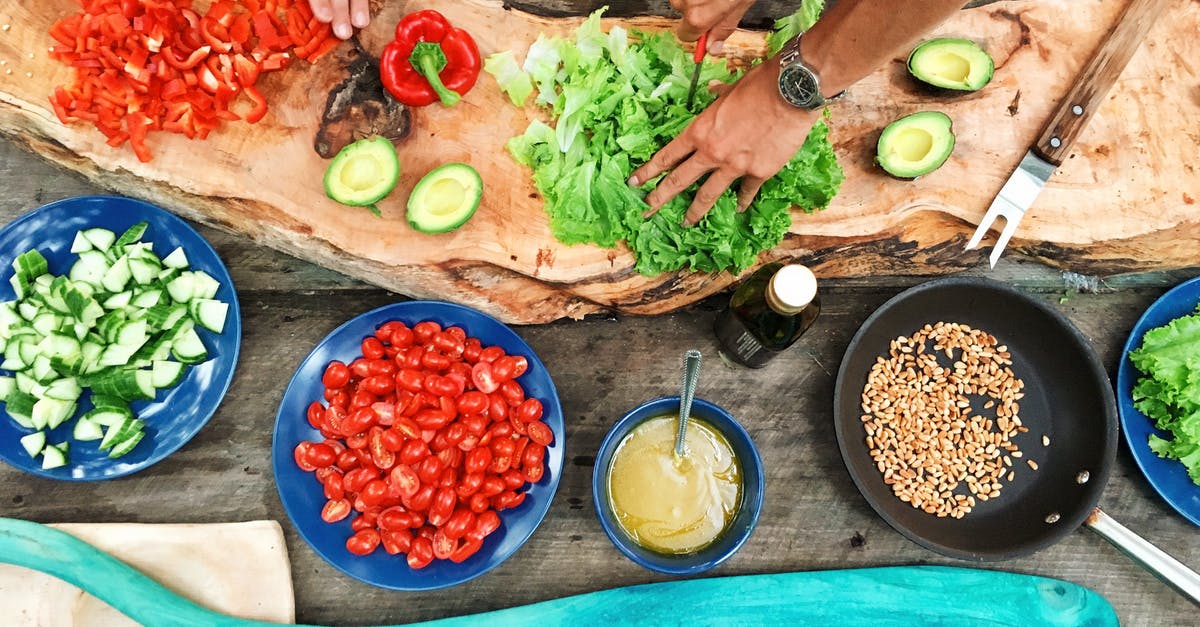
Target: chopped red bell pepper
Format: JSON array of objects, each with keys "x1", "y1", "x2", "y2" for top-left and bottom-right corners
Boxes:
[{"x1": 380, "y1": 10, "x2": 481, "y2": 107}]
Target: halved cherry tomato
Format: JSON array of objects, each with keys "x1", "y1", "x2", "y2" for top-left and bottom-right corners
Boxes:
[
  {"x1": 478, "y1": 346, "x2": 505, "y2": 363},
  {"x1": 294, "y1": 442, "x2": 317, "y2": 471},
  {"x1": 321, "y1": 498, "x2": 351, "y2": 523},
  {"x1": 528, "y1": 421, "x2": 554, "y2": 447},
  {"x1": 307, "y1": 401, "x2": 326, "y2": 429},
  {"x1": 471, "y1": 362, "x2": 499, "y2": 393},
  {"x1": 361, "y1": 336, "x2": 385, "y2": 359},
  {"x1": 432, "y1": 528, "x2": 456, "y2": 560},
  {"x1": 322, "y1": 361, "x2": 350, "y2": 388},
  {"x1": 499, "y1": 379, "x2": 525, "y2": 406},
  {"x1": 346, "y1": 529, "x2": 381, "y2": 555},
  {"x1": 381, "y1": 529, "x2": 412, "y2": 555},
  {"x1": 407, "y1": 536, "x2": 434, "y2": 569},
  {"x1": 388, "y1": 464, "x2": 421, "y2": 499},
  {"x1": 412, "y1": 321, "x2": 441, "y2": 344}
]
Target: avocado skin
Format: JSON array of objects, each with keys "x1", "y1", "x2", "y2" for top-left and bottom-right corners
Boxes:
[
  {"x1": 407, "y1": 163, "x2": 484, "y2": 234},
  {"x1": 323, "y1": 136, "x2": 401, "y2": 207},
  {"x1": 875, "y1": 111, "x2": 955, "y2": 179},
  {"x1": 907, "y1": 38, "x2": 995, "y2": 92}
]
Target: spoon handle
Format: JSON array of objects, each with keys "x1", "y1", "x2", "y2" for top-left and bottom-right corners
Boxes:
[{"x1": 675, "y1": 349, "x2": 703, "y2": 457}]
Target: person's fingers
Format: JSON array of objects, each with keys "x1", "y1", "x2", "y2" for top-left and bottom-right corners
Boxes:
[
  {"x1": 642, "y1": 157, "x2": 713, "y2": 214},
  {"x1": 329, "y1": 0, "x2": 353, "y2": 39},
  {"x1": 629, "y1": 134, "x2": 695, "y2": 187},
  {"x1": 310, "y1": 0, "x2": 334, "y2": 22},
  {"x1": 736, "y1": 176, "x2": 767, "y2": 212},
  {"x1": 684, "y1": 170, "x2": 738, "y2": 226},
  {"x1": 707, "y1": 10, "x2": 743, "y2": 51},
  {"x1": 675, "y1": 20, "x2": 703, "y2": 43},
  {"x1": 706, "y1": 79, "x2": 733, "y2": 98},
  {"x1": 350, "y1": 0, "x2": 370, "y2": 29}
]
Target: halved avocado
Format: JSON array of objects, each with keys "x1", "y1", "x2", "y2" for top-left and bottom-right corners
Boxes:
[
  {"x1": 907, "y1": 38, "x2": 994, "y2": 91},
  {"x1": 407, "y1": 163, "x2": 483, "y2": 234},
  {"x1": 323, "y1": 136, "x2": 400, "y2": 208},
  {"x1": 876, "y1": 111, "x2": 955, "y2": 179}
]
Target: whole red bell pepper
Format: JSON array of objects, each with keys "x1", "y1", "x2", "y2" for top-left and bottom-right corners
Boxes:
[{"x1": 380, "y1": 10, "x2": 481, "y2": 107}]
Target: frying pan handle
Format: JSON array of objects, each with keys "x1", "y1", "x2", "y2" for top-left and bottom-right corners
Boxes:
[{"x1": 1086, "y1": 508, "x2": 1200, "y2": 606}]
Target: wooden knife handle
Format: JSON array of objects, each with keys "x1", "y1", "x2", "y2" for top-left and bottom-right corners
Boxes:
[{"x1": 1032, "y1": 0, "x2": 1173, "y2": 166}]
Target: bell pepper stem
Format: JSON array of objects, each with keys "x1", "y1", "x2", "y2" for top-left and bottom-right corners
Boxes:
[{"x1": 410, "y1": 42, "x2": 461, "y2": 107}]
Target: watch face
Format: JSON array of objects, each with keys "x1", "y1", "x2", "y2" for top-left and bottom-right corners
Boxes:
[{"x1": 780, "y1": 64, "x2": 822, "y2": 109}]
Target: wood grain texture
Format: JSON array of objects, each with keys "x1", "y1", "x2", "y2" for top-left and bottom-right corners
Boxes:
[
  {"x1": 1, "y1": 139, "x2": 1198, "y2": 626},
  {"x1": 1031, "y1": 0, "x2": 1174, "y2": 166},
  {"x1": 0, "y1": 0, "x2": 1198, "y2": 323}
]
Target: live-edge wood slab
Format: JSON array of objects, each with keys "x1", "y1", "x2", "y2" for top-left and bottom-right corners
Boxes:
[{"x1": 0, "y1": 0, "x2": 1197, "y2": 323}]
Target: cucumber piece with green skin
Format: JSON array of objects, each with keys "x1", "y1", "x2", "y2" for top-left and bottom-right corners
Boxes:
[
  {"x1": 0, "y1": 375, "x2": 15, "y2": 402},
  {"x1": 81, "y1": 228, "x2": 116, "y2": 252},
  {"x1": 40, "y1": 442, "x2": 67, "y2": 469},
  {"x1": 112, "y1": 222, "x2": 148, "y2": 252},
  {"x1": 161, "y1": 247, "x2": 188, "y2": 269},
  {"x1": 69, "y1": 250, "x2": 110, "y2": 288},
  {"x1": 323, "y1": 136, "x2": 400, "y2": 208},
  {"x1": 70, "y1": 232, "x2": 93, "y2": 254},
  {"x1": 407, "y1": 163, "x2": 483, "y2": 234},
  {"x1": 106, "y1": 428, "x2": 144, "y2": 458},
  {"x1": 875, "y1": 111, "x2": 955, "y2": 179},
  {"x1": 19, "y1": 431, "x2": 45, "y2": 458},
  {"x1": 84, "y1": 405, "x2": 134, "y2": 427},
  {"x1": 150, "y1": 360, "x2": 185, "y2": 388},
  {"x1": 907, "y1": 38, "x2": 994, "y2": 92},
  {"x1": 73, "y1": 415, "x2": 104, "y2": 441},
  {"x1": 13, "y1": 250, "x2": 48, "y2": 281}
]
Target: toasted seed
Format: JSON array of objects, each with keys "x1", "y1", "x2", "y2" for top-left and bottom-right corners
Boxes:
[
  {"x1": 1027, "y1": 460, "x2": 1039, "y2": 470},
  {"x1": 1042, "y1": 435, "x2": 1050, "y2": 447}
]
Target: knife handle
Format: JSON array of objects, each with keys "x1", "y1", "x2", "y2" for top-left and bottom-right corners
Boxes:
[{"x1": 1032, "y1": 0, "x2": 1172, "y2": 166}]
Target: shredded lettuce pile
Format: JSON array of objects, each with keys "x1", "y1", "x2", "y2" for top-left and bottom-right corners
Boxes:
[
  {"x1": 1130, "y1": 304, "x2": 1200, "y2": 485},
  {"x1": 486, "y1": 7, "x2": 842, "y2": 276}
]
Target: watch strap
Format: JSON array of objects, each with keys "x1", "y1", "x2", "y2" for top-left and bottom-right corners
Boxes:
[{"x1": 778, "y1": 35, "x2": 845, "y2": 104}]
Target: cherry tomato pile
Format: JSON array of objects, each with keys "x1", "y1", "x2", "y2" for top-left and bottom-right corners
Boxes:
[
  {"x1": 47, "y1": 0, "x2": 338, "y2": 162},
  {"x1": 294, "y1": 319, "x2": 554, "y2": 569}
]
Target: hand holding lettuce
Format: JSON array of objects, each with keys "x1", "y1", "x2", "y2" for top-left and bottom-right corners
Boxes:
[{"x1": 486, "y1": 10, "x2": 843, "y2": 277}]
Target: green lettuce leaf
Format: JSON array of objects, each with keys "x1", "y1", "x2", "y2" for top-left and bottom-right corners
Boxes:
[
  {"x1": 1129, "y1": 304, "x2": 1200, "y2": 484},
  {"x1": 497, "y1": 8, "x2": 843, "y2": 276},
  {"x1": 766, "y1": 0, "x2": 826, "y2": 56},
  {"x1": 483, "y1": 51, "x2": 534, "y2": 106}
]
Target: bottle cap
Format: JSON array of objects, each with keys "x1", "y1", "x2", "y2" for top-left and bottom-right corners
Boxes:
[{"x1": 767, "y1": 265, "x2": 817, "y2": 314}]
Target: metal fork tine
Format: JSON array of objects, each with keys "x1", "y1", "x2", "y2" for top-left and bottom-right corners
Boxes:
[
  {"x1": 965, "y1": 205, "x2": 1003, "y2": 251},
  {"x1": 988, "y1": 215, "x2": 1022, "y2": 269}
]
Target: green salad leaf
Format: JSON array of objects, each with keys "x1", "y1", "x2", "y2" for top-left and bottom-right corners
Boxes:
[
  {"x1": 766, "y1": 0, "x2": 826, "y2": 55},
  {"x1": 1129, "y1": 304, "x2": 1200, "y2": 485},
  {"x1": 486, "y1": 9, "x2": 843, "y2": 276}
]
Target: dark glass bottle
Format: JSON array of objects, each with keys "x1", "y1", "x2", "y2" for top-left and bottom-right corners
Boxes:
[{"x1": 714, "y1": 262, "x2": 821, "y2": 368}]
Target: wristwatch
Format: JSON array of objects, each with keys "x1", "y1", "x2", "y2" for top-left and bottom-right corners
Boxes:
[{"x1": 777, "y1": 35, "x2": 842, "y2": 110}]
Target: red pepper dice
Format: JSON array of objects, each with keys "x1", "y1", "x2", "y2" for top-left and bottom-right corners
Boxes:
[{"x1": 380, "y1": 10, "x2": 481, "y2": 107}]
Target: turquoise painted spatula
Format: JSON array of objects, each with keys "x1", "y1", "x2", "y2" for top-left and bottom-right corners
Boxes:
[{"x1": 0, "y1": 517, "x2": 1116, "y2": 626}]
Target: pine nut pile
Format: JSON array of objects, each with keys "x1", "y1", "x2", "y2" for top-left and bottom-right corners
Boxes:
[{"x1": 860, "y1": 322, "x2": 1028, "y2": 519}]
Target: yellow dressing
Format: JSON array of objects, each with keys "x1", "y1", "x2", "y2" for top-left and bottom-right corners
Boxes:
[{"x1": 607, "y1": 416, "x2": 741, "y2": 554}]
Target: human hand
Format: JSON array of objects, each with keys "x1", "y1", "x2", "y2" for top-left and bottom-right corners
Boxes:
[
  {"x1": 309, "y1": 0, "x2": 371, "y2": 40},
  {"x1": 669, "y1": 0, "x2": 757, "y2": 54},
  {"x1": 629, "y1": 61, "x2": 819, "y2": 226}
]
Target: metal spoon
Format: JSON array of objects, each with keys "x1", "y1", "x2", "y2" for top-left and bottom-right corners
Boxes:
[{"x1": 674, "y1": 350, "x2": 703, "y2": 459}]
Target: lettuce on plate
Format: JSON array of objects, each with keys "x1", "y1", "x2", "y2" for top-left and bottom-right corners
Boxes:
[
  {"x1": 1130, "y1": 304, "x2": 1200, "y2": 485},
  {"x1": 486, "y1": 8, "x2": 843, "y2": 276}
]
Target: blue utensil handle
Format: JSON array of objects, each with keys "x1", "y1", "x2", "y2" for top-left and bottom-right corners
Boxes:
[{"x1": 0, "y1": 517, "x2": 1117, "y2": 626}]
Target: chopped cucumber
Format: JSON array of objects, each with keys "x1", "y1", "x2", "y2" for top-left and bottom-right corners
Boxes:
[
  {"x1": 107, "y1": 429, "x2": 144, "y2": 458},
  {"x1": 2, "y1": 223, "x2": 230, "y2": 469},
  {"x1": 70, "y1": 232, "x2": 93, "y2": 254},
  {"x1": 81, "y1": 228, "x2": 116, "y2": 252},
  {"x1": 19, "y1": 431, "x2": 45, "y2": 458},
  {"x1": 171, "y1": 327, "x2": 208, "y2": 364},
  {"x1": 40, "y1": 442, "x2": 67, "y2": 469},
  {"x1": 161, "y1": 247, "x2": 188, "y2": 269},
  {"x1": 73, "y1": 415, "x2": 104, "y2": 441},
  {"x1": 151, "y1": 360, "x2": 185, "y2": 388},
  {"x1": 191, "y1": 299, "x2": 228, "y2": 333}
]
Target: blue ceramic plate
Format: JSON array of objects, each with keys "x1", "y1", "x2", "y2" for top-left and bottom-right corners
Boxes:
[
  {"x1": 272, "y1": 301, "x2": 564, "y2": 590},
  {"x1": 0, "y1": 195, "x2": 241, "y2": 480},
  {"x1": 1117, "y1": 275, "x2": 1200, "y2": 526}
]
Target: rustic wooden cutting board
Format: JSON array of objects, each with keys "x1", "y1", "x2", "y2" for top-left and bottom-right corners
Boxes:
[{"x1": 0, "y1": 0, "x2": 1196, "y2": 323}]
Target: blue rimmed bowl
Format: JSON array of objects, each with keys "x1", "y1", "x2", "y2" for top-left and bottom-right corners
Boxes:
[{"x1": 592, "y1": 396, "x2": 764, "y2": 575}]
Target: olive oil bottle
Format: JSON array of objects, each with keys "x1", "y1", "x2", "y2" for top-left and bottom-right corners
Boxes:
[{"x1": 714, "y1": 263, "x2": 820, "y2": 368}]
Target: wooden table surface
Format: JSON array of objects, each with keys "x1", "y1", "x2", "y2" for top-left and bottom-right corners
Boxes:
[{"x1": 1, "y1": 1, "x2": 1199, "y2": 622}]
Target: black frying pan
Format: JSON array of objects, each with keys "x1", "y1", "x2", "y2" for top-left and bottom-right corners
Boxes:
[{"x1": 834, "y1": 277, "x2": 1200, "y2": 602}]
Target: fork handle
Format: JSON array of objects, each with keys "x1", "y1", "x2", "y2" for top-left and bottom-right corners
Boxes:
[{"x1": 1032, "y1": 0, "x2": 1172, "y2": 166}]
